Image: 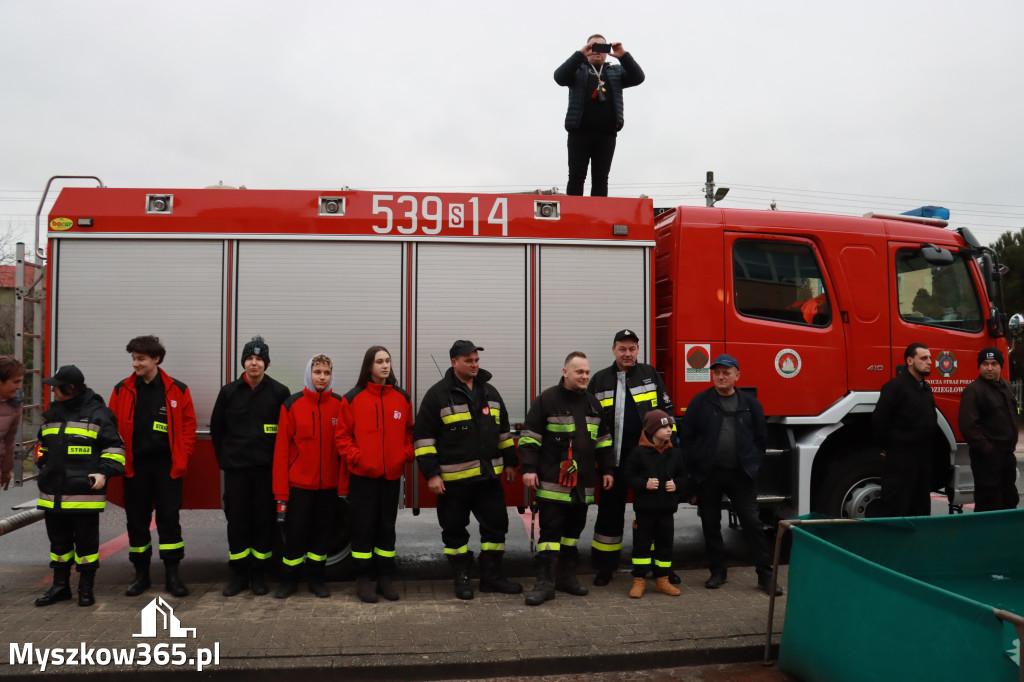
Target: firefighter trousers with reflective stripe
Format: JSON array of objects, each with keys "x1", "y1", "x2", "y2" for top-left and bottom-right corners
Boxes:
[
  {"x1": 348, "y1": 473, "x2": 400, "y2": 577},
  {"x1": 437, "y1": 478, "x2": 508, "y2": 554},
  {"x1": 223, "y1": 466, "x2": 275, "y2": 570},
  {"x1": 45, "y1": 511, "x2": 100, "y2": 572},
  {"x1": 631, "y1": 510, "x2": 673, "y2": 578},
  {"x1": 124, "y1": 459, "x2": 184, "y2": 565},
  {"x1": 282, "y1": 487, "x2": 335, "y2": 579},
  {"x1": 536, "y1": 499, "x2": 588, "y2": 553},
  {"x1": 591, "y1": 469, "x2": 628, "y2": 564}
]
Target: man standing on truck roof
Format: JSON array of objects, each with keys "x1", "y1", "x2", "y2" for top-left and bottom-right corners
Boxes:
[
  {"x1": 109, "y1": 335, "x2": 197, "y2": 598},
  {"x1": 554, "y1": 34, "x2": 645, "y2": 197},
  {"x1": 413, "y1": 341, "x2": 521, "y2": 600},
  {"x1": 958, "y1": 347, "x2": 1020, "y2": 512},
  {"x1": 587, "y1": 329, "x2": 676, "y2": 586},
  {"x1": 211, "y1": 335, "x2": 291, "y2": 597},
  {"x1": 519, "y1": 351, "x2": 614, "y2": 606},
  {"x1": 871, "y1": 343, "x2": 938, "y2": 517},
  {"x1": 679, "y1": 353, "x2": 781, "y2": 595}
]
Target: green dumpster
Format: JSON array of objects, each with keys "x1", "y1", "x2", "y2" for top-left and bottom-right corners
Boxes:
[{"x1": 779, "y1": 509, "x2": 1024, "y2": 682}]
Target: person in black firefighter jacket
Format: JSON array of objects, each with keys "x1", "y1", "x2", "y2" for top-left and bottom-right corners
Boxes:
[
  {"x1": 35, "y1": 365, "x2": 126, "y2": 607},
  {"x1": 623, "y1": 409, "x2": 686, "y2": 599},
  {"x1": 587, "y1": 329, "x2": 676, "y2": 586},
  {"x1": 210, "y1": 335, "x2": 291, "y2": 597},
  {"x1": 519, "y1": 351, "x2": 614, "y2": 606},
  {"x1": 413, "y1": 340, "x2": 520, "y2": 600}
]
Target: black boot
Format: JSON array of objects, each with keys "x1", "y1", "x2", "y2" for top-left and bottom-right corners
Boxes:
[
  {"x1": 222, "y1": 569, "x2": 249, "y2": 597},
  {"x1": 376, "y1": 574, "x2": 400, "y2": 601},
  {"x1": 592, "y1": 548, "x2": 617, "y2": 586},
  {"x1": 356, "y1": 575, "x2": 378, "y2": 603},
  {"x1": 307, "y1": 563, "x2": 330, "y2": 598},
  {"x1": 35, "y1": 564, "x2": 72, "y2": 607},
  {"x1": 125, "y1": 563, "x2": 151, "y2": 597},
  {"x1": 77, "y1": 570, "x2": 96, "y2": 607},
  {"x1": 275, "y1": 579, "x2": 299, "y2": 599},
  {"x1": 249, "y1": 567, "x2": 269, "y2": 596},
  {"x1": 478, "y1": 551, "x2": 522, "y2": 594},
  {"x1": 554, "y1": 547, "x2": 588, "y2": 596},
  {"x1": 524, "y1": 552, "x2": 556, "y2": 606},
  {"x1": 448, "y1": 552, "x2": 474, "y2": 600},
  {"x1": 164, "y1": 561, "x2": 189, "y2": 598}
]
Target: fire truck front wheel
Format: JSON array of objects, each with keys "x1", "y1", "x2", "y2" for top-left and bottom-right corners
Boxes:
[{"x1": 817, "y1": 450, "x2": 886, "y2": 519}]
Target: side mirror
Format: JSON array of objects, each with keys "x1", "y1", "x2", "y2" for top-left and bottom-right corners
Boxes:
[{"x1": 1009, "y1": 313, "x2": 1024, "y2": 337}]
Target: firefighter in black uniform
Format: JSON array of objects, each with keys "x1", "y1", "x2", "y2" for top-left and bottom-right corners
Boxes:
[
  {"x1": 519, "y1": 351, "x2": 614, "y2": 606},
  {"x1": 413, "y1": 340, "x2": 521, "y2": 600},
  {"x1": 211, "y1": 335, "x2": 291, "y2": 597},
  {"x1": 35, "y1": 365, "x2": 126, "y2": 607},
  {"x1": 587, "y1": 329, "x2": 675, "y2": 585}
]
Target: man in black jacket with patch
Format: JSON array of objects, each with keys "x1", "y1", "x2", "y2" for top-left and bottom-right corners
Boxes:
[
  {"x1": 554, "y1": 34, "x2": 644, "y2": 197},
  {"x1": 871, "y1": 343, "x2": 939, "y2": 517},
  {"x1": 519, "y1": 351, "x2": 613, "y2": 606},
  {"x1": 413, "y1": 341, "x2": 520, "y2": 600},
  {"x1": 958, "y1": 346, "x2": 1018, "y2": 512},
  {"x1": 210, "y1": 335, "x2": 290, "y2": 597},
  {"x1": 679, "y1": 354, "x2": 779, "y2": 595},
  {"x1": 587, "y1": 329, "x2": 675, "y2": 585}
]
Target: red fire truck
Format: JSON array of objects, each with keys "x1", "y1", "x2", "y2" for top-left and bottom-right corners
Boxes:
[{"x1": 39, "y1": 180, "x2": 1012, "y2": 567}]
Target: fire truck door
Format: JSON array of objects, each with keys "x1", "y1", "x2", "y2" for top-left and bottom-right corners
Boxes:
[{"x1": 724, "y1": 234, "x2": 847, "y2": 417}]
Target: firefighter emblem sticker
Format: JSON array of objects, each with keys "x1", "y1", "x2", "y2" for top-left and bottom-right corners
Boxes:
[
  {"x1": 684, "y1": 344, "x2": 711, "y2": 383},
  {"x1": 935, "y1": 350, "x2": 958, "y2": 378},
  {"x1": 775, "y1": 349, "x2": 802, "y2": 378}
]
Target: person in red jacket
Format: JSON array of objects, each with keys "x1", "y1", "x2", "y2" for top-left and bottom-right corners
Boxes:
[
  {"x1": 336, "y1": 346, "x2": 414, "y2": 603},
  {"x1": 108, "y1": 335, "x2": 197, "y2": 598},
  {"x1": 272, "y1": 354, "x2": 347, "y2": 599}
]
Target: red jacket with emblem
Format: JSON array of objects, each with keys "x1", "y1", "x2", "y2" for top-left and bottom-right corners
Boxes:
[
  {"x1": 273, "y1": 387, "x2": 347, "y2": 500},
  {"x1": 108, "y1": 368, "x2": 197, "y2": 479},
  {"x1": 336, "y1": 382, "x2": 414, "y2": 481}
]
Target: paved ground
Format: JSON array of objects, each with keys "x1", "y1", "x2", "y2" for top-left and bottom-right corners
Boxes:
[{"x1": 0, "y1": 564, "x2": 788, "y2": 680}]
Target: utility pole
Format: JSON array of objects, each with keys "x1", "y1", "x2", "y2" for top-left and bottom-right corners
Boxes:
[{"x1": 704, "y1": 171, "x2": 729, "y2": 207}]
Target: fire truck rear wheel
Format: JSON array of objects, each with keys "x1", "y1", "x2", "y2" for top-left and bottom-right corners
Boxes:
[
  {"x1": 274, "y1": 495, "x2": 355, "y2": 581},
  {"x1": 817, "y1": 450, "x2": 885, "y2": 519}
]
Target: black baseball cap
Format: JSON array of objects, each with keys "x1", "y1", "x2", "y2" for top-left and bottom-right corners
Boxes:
[
  {"x1": 450, "y1": 340, "x2": 484, "y2": 359},
  {"x1": 42, "y1": 365, "x2": 85, "y2": 387},
  {"x1": 613, "y1": 329, "x2": 640, "y2": 344}
]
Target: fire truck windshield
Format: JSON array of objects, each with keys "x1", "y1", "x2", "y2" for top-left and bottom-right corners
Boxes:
[{"x1": 898, "y1": 249, "x2": 984, "y2": 332}]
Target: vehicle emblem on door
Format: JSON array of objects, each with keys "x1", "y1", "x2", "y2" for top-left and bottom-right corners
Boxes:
[
  {"x1": 775, "y1": 349, "x2": 802, "y2": 379},
  {"x1": 935, "y1": 350, "x2": 958, "y2": 378}
]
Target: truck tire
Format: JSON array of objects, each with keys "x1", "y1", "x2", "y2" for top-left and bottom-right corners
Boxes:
[{"x1": 816, "y1": 449, "x2": 886, "y2": 519}]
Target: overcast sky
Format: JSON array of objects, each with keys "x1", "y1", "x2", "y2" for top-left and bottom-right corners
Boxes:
[{"x1": 2, "y1": 0, "x2": 1022, "y2": 248}]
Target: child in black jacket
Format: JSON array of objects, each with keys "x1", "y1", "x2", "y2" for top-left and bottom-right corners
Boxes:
[{"x1": 623, "y1": 409, "x2": 687, "y2": 598}]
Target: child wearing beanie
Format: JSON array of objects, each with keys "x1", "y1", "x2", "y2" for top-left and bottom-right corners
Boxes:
[{"x1": 622, "y1": 409, "x2": 688, "y2": 598}]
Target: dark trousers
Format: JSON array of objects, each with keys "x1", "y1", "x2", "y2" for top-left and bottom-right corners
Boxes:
[
  {"x1": 223, "y1": 467, "x2": 275, "y2": 571},
  {"x1": 971, "y1": 448, "x2": 1020, "y2": 512},
  {"x1": 631, "y1": 510, "x2": 674, "y2": 577},
  {"x1": 536, "y1": 499, "x2": 588, "y2": 554},
  {"x1": 282, "y1": 487, "x2": 336, "y2": 579},
  {"x1": 348, "y1": 473, "x2": 401, "y2": 577},
  {"x1": 124, "y1": 459, "x2": 184, "y2": 565},
  {"x1": 437, "y1": 478, "x2": 508, "y2": 555},
  {"x1": 45, "y1": 511, "x2": 100, "y2": 572},
  {"x1": 591, "y1": 471, "x2": 627, "y2": 564},
  {"x1": 697, "y1": 466, "x2": 771, "y2": 578},
  {"x1": 881, "y1": 446, "x2": 932, "y2": 517},
  {"x1": 567, "y1": 130, "x2": 617, "y2": 197}
]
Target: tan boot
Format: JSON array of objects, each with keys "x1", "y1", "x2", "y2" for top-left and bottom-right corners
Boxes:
[
  {"x1": 629, "y1": 577, "x2": 646, "y2": 598},
  {"x1": 655, "y1": 576, "x2": 680, "y2": 596}
]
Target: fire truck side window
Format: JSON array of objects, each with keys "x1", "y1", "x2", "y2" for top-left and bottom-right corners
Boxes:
[
  {"x1": 732, "y1": 240, "x2": 831, "y2": 326},
  {"x1": 896, "y1": 250, "x2": 983, "y2": 332}
]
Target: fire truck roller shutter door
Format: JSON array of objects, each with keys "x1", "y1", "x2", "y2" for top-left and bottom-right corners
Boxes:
[{"x1": 236, "y1": 240, "x2": 404, "y2": 577}]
